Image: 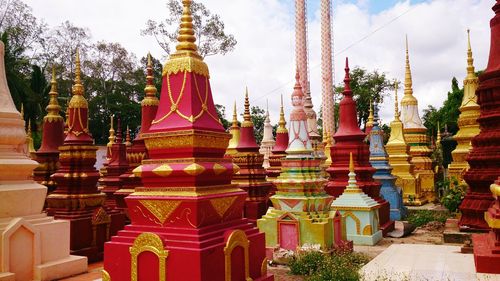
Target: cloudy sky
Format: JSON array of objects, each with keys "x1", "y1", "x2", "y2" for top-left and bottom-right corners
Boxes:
[{"x1": 24, "y1": 0, "x2": 493, "y2": 126}]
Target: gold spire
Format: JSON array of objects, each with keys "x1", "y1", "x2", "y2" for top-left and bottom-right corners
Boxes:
[
  {"x1": 69, "y1": 48, "x2": 88, "y2": 109},
  {"x1": 242, "y1": 87, "x2": 253, "y2": 127},
  {"x1": 142, "y1": 52, "x2": 159, "y2": 106},
  {"x1": 231, "y1": 100, "x2": 239, "y2": 129},
  {"x1": 163, "y1": 0, "x2": 209, "y2": 77},
  {"x1": 27, "y1": 119, "x2": 35, "y2": 154},
  {"x1": 325, "y1": 130, "x2": 333, "y2": 165},
  {"x1": 125, "y1": 125, "x2": 132, "y2": 147},
  {"x1": 466, "y1": 29, "x2": 476, "y2": 79},
  {"x1": 107, "y1": 114, "x2": 115, "y2": 147},
  {"x1": 367, "y1": 98, "x2": 374, "y2": 128},
  {"x1": 349, "y1": 152, "x2": 354, "y2": 173},
  {"x1": 45, "y1": 66, "x2": 63, "y2": 122},
  {"x1": 277, "y1": 94, "x2": 287, "y2": 133},
  {"x1": 436, "y1": 121, "x2": 441, "y2": 147},
  {"x1": 394, "y1": 81, "x2": 400, "y2": 121},
  {"x1": 402, "y1": 35, "x2": 417, "y2": 106}
]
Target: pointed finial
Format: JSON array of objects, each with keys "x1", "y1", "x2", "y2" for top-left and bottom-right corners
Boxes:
[
  {"x1": 142, "y1": 52, "x2": 159, "y2": 106},
  {"x1": 367, "y1": 98, "x2": 374, "y2": 122},
  {"x1": 277, "y1": 94, "x2": 287, "y2": 133},
  {"x1": 115, "y1": 117, "x2": 122, "y2": 143},
  {"x1": 231, "y1": 100, "x2": 239, "y2": 128},
  {"x1": 265, "y1": 99, "x2": 270, "y2": 122},
  {"x1": 27, "y1": 119, "x2": 32, "y2": 135},
  {"x1": 107, "y1": 114, "x2": 115, "y2": 146},
  {"x1": 436, "y1": 121, "x2": 441, "y2": 147},
  {"x1": 71, "y1": 48, "x2": 85, "y2": 99},
  {"x1": 404, "y1": 35, "x2": 414, "y2": 97},
  {"x1": 466, "y1": 29, "x2": 476, "y2": 77},
  {"x1": 125, "y1": 125, "x2": 132, "y2": 147},
  {"x1": 75, "y1": 48, "x2": 81, "y2": 85},
  {"x1": 394, "y1": 81, "x2": 400, "y2": 120},
  {"x1": 242, "y1": 87, "x2": 253, "y2": 127},
  {"x1": 175, "y1": 0, "x2": 198, "y2": 55},
  {"x1": 344, "y1": 57, "x2": 351, "y2": 92},
  {"x1": 45, "y1": 66, "x2": 62, "y2": 121}
]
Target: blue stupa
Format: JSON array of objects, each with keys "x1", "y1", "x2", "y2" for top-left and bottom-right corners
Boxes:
[{"x1": 369, "y1": 102, "x2": 407, "y2": 221}]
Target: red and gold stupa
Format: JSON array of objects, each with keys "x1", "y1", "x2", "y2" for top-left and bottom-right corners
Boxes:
[
  {"x1": 266, "y1": 95, "x2": 289, "y2": 198},
  {"x1": 115, "y1": 53, "x2": 159, "y2": 217},
  {"x1": 33, "y1": 67, "x2": 65, "y2": 193},
  {"x1": 326, "y1": 58, "x2": 394, "y2": 235},
  {"x1": 103, "y1": 1, "x2": 273, "y2": 280},
  {"x1": 460, "y1": 0, "x2": 500, "y2": 232},
  {"x1": 232, "y1": 89, "x2": 273, "y2": 223},
  {"x1": 46, "y1": 50, "x2": 124, "y2": 261},
  {"x1": 100, "y1": 117, "x2": 129, "y2": 212}
]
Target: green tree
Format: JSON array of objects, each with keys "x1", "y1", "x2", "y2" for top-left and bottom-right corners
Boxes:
[
  {"x1": 334, "y1": 67, "x2": 393, "y2": 129},
  {"x1": 215, "y1": 104, "x2": 230, "y2": 131},
  {"x1": 141, "y1": 0, "x2": 237, "y2": 58}
]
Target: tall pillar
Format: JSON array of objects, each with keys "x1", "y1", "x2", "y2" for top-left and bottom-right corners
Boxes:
[
  {"x1": 103, "y1": 2, "x2": 273, "y2": 280},
  {"x1": 459, "y1": 1, "x2": 500, "y2": 232},
  {"x1": 0, "y1": 41, "x2": 86, "y2": 281},
  {"x1": 320, "y1": 0, "x2": 335, "y2": 142},
  {"x1": 401, "y1": 37, "x2": 435, "y2": 203},
  {"x1": 448, "y1": 30, "x2": 481, "y2": 182}
]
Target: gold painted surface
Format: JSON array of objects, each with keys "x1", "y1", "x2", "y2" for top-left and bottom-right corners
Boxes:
[
  {"x1": 213, "y1": 163, "x2": 227, "y2": 175},
  {"x1": 139, "y1": 200, "x2": 181, "y2": 224},
  {"x1": 152, "y1": 164, "x2": 173, "y2": 177},
  {"x1": 224, "y1": 229, "x2": 252, "y2": 281},
  {"x1": 210, "y1": 196, "x2": 237, "y2": 218},
  {"x1": 132, "y1": 165, "x2": 142, "y2": 177},
  {"x1": 130, "y1": 232, "x2": 168, "y2": 281},
  {"x1": 183, "y1": 163, "x2": 206, "y2": 176},
  {"x1": 102, "y1": 269, "x2": 111, "y2": 281},
  {"x1": 276, "y1": 95, "x2": 288, "y2": 134},
  {"x1": 44, "y1": 67, "x2": 64, "y2": 122},
  {"x1": 261, "y1": 258, "x2": 268, "y2": 276},
  {"x1": 132, "y1": 185, "x2": 243, "y2": 197},
  {"x1": 144, "y1": 130, "x2": 230, "y2": 151},
  {"x1": 362, "y1": 225, "x2": 373, "y2": 235}
]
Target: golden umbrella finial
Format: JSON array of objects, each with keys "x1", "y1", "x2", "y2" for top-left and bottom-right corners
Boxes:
[
  {"x1": 466, "y1": 29, "x2": 476, "y2": 78},
  {"x1": 349, "y1": 152, "x2": 354, "y2": 173},
  {"x1": 45, "y1": 66, "x2": 62, "y2": 121},
  {"x1": 277, "y1": 94, "x2": 287, "y2": 133},
  {"x1": 231, "y1": 100, "x2": 238, "y2": 127},
  {"x1": 242, "y1": 87, "x2": 253, "y2": 127},
  {"x1": 175, "y1": 0, "x2": 198, "y2": 55}
]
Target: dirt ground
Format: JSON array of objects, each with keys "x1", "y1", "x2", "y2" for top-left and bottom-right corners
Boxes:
[{"x1": 268, "y1": 221, "x2": 449, "y2": 281}]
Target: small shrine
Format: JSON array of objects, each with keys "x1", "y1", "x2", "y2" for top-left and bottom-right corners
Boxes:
[
  {"x1": 400, "y1": 37, "x2": 435, "y2": 203},
  {"x1": 103, "y1": 1, "x2": 273, "y2": 279},
  {"x1": 46, "y1": 50, "x2": 124, "y2": 261},
  {"x1": 0, "y1": 41, "x2": 86, "y2": 280},
  {"x1": 386, "y1": 84, "x2": 425, "y2": 205},
  {"x1": 326, "y1": 58, "x2": 394, "y2": 235},
  {"x1": 448, "y1": 30, "x2": 481, "y2": 182},
  {"x1": 232, "y1": 90, "x2": 273, "y2": 223},
  {"x1": 332, "y1": 153, "x2": 382, "y2": 245},
  {"x1": 32, "y1": 68, "x2": 65, "y2": 193},
  {"x1": 369, "y1": 102, "x2": 406, "y2": 220},
  {"x1": 258, "y1": 70, "x2": 349, "y2": 252},
  {"x1": 260, "y1": 101, "x2": 275, "y2": 169}
]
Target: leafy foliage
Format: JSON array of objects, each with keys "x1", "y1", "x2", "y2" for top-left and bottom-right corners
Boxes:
[
  {"x1": 406, "y1": 209, "x2": 449, "y2": 228},
  {"x1": 441, "y1": 178, "x2": 467, "y2": 213},
  {"x1": 141, "y1": 0, "x2": 236, "y2": 58},
  {"x1": 289, "y1": 250, "x2": 370, "y2": 281}
]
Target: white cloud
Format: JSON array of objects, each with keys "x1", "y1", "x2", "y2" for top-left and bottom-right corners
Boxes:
[{"x1": 24, "y1": 0, "x2": 493, "y2": 128}]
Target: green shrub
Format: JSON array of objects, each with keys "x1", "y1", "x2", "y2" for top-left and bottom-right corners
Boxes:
[
  {"x1": 289, "y1": 251, "x2": 370, "y2": 281},
  {"x1": 441, "y1": 178, "x2": 467, "y2": 213},
  {"x1": 406, "y1": 209, "x2": 449, "y2": 227}
]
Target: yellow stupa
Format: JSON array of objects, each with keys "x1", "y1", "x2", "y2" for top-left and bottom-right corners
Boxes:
[
  {"x1": 400, "y1": 37, "x2": 435, "y2": 203},
  {"x1": 386, "y1": 83, "x2": 426, "y2": 205},
  {"x1": 225, "y1": 101, "x2": 240, "y2": 156},
  {"x1": 448, "y1": 30, "x2": 481, "y2": 182}
]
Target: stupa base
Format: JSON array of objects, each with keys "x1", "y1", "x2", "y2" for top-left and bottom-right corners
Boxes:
[
  {"x1": 472, "y1": 232, "x2": 500, "y2": 274},
  {"x1": 104, "y1": 219, "x2": 273, "y2": 281},
  {"x1": 416, "y1": 170, "x2": 436, "y2": 202},
  {"x1": 347, "y1": 230, "x2": 383, "y2": 246},
  {"x1": 0, "y1": 214, "x2": 87, "y2": 281},
  {"x1": 403, "y1": 196, "x2": 428, "y2": 206}
]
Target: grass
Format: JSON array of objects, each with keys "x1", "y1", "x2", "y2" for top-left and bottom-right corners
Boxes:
[
  {"x1": 406, "y1": 209, "x2": 450, "y2": 228},
  {"x1": 289, "y1": 250, "x2": 370, "y2": 281}
]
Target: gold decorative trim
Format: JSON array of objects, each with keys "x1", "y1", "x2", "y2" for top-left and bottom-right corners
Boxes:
[
  {"x1": 224, "y1": 230, "x2": 252, "y2": 281},
  {"x1": 163, "y1": 55, "x2": 209, "y2": 78},
  {"x1": 131, "y1": 186, "x2": 243, "y2": 197},
  {"x1": 362, "y1": 225, "x2": 373, "y2": 235},
  {"x1": 152, "y1": 164, "x2": 173, "y2": 177},
  {"x1": 343, "y1": 211, "x2": 361, "y2": 235},
  {"x1": 261, "y1": 257, "x2": 268, "y2": 276},
  {"x1": 140, "y1": 200, "x2": 181, "y2": 224},
  {"x1": 102, "y1": 269, "x2": 111, "y2": 281},
  {"x1": 130, "y1": 233, "x2": 168, "y2": 281},
  {"x1": 213, "y1": 163, "x2": 227, "y2": 175},
  {"x1": 210, "y1": 196, "x2": 237, "y2": 218},
  {"x1": 144, "y1": 131, "x2": 230, "y2": 151},
  {"x1": 183, "y1": 163, "x2": 206, "y2": 176}
]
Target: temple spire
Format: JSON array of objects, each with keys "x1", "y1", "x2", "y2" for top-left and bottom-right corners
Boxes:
[
  {"x1": 345, "y1": 152, "x2": 361, "y2": 193},
  {"x1": 277, "y1": 94, "x2": 287, "y2": 133},
  {"x1": 125, "y1": 125, "x2": 132, "y2": 147},
  {"x1": 242, "y1": 87, "x2": 253, "y2": 127},
  {"x1": 108, "y1": 115, "x2": 115, "y2": 147},
  {"x1": 402, "y1": 36, "x2": 417, "y2": 105},
  {"x1": 74, "y1": 48, "x2": 83, "y2": 95},
  {"x1": 436, "y1": 121, "x2": 441, "y2": 147},
  {"x1": 466, "y1": 29, "x2": 476, "y2": 78},
  {"x1": 175, "y1": 0, "x2": 198, "y2": 55},
  {"x1": 45, "y1": 66, "x2": 63, "y2": 122},
  {"x1": 394, "y1": 82, "x2": 400, "y2": 121},
  {"x1": 231, "y1": 101, "x2": 238, "y2": 128},
  {"x1": 142, "y1": 53, "x2": 159, "y2": 106}
]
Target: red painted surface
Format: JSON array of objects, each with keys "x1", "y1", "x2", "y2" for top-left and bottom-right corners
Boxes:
[
  {"x1": 279, "y1": 223, "x2": 299, "y2": 251},
  {"x1": 460, "y1": 0, "x2": 500, "y2": 232},
  {"x1": 104, "y1": 65, "x2": 273, "y2": 280},
  {"x1": 326, "y1": 58, "x2": 394, "y2": 235}
]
